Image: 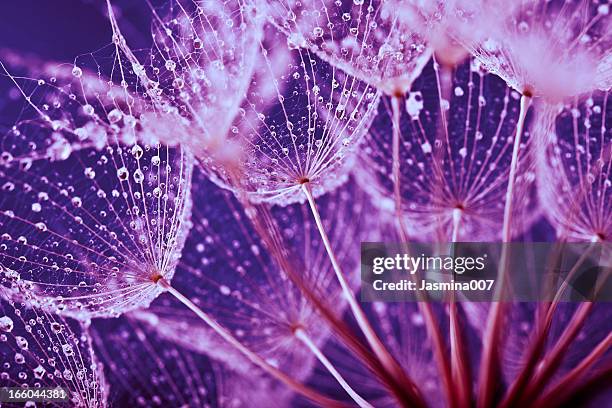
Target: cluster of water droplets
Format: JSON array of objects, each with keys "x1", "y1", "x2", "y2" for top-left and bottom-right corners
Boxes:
[
  {"x1": 457, "y1": 0, "x2": 612, "y2": 98},
  {"x1": 0, "y1": 53, "x2": 194, "y2": 320},
  {"x1": 143, "y1": 169, "x2": 379, "y2": 379},
  {"x1": 265, "y1": 0, "x2": 432, "y2": 95},
  {"x1": 535, "y1": 90, "x2": 612, "y2": 241},
  {"x1": 0, "y1": 288, "x2": 107, "y2": 407},
  {"x1": 357, "y1": 58, "x2": 540, "y2": 240}
]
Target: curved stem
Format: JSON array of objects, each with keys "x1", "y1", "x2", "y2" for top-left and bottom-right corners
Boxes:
[
  {"x1": 221, "y1": 172, "x2": 424, "y2": 408},
  {"x1": 301, "y1": 183, "x2": 410, "y2": 389},
  {"x1": 295, "y1": 328, "x2": 373, "y2": 408},
  {"x1": 157, "y1": 278, "x2": 345, "y2": 407},
  {"x1": 531, "y1": 334, "x2": 612, "y2": 408},
  {"x1": 477, "y1": 93, "x2": 531, "y2": 408},
  {"x1": 391, "y1": 95, "x2": 411, "y2": 243},
  {"x1": 501, "y1": 94, "x2": 531, "y2": 243},
  {"x1": 516, "y1": 302, "x2": 594, "y2": 406},
  {"x1": 389, "y1": 95, "x2": 455, "y2": 405}
]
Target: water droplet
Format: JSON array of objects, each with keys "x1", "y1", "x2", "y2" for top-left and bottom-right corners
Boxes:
[
  {"x1": 71, "y1": 66, "x2": 83, "y2": 77},
  {"x1": 0, "y1": 316, "x2": 14, "y2": 332},
  {"x1": 133, "y1": 169, "x2": 144, "y2": 183},
  {"x1": 598, "y1": 4, "x2": 609, "y2": 15},
  {"x1": 108, "y1": 109, "x2": 123, "y2": 124},
  {"x1": 33, "y1": 365, "x2": 46, "y2": 380},
  {"x1": 15, "y1": 336, "x2": 28, "y2": 350},
  {"x1": 117, "y1": 167, "x2": 129, "y2": 181},
  {"x1": 421, "y1": 142, "x2": 432, "y2": 154},
  {"x1": 165, "y1": 60, "x2": 177, "y2": 71},
  {"x1": 84, "y1": 167, "x2": 96, "y2": 179},
  {"x1": 131, "y1": 145, "x2": 144, "y2": 159},
  {"x1": 14, "y1": 352, "x2": 25, "y2": 364},
  {"x1": 62, "y1": 344, "x2": 74, "y2": 356},
  {"x1": 172, "y1": 77, "x2": 184, "y2": 89},
  {"x1": 406, "y1": 91, "x2": 424, "y2": 119},
  {"x1": 83, "y1": 104, "x2": 95, "y2": 115},
  {"x1": 31, "y1": 203, "x2": 42, "y2": 213}
]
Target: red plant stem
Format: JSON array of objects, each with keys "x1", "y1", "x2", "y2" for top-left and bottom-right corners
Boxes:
[
  {"x1": 390, "y1": 94, "x2": 455, "y2": 407},
  {"x1": 499, "y1": 243, "x2": 596, "y2": 408},
  {"x1": 477, "y1": 93, "x2": 531, "y2": 408},
  {"x1": 301, "y1": 183, "x2": 418, "y2": 395},
  {"x1": 516, "y1": 302, "x2": 594, "y2": 406},
  {"x1": 227, "y1": 180, "x2": 426, "y2": 408},
  {"x1": 530, "y1": 333, "x2": 612, "y2": 408}
]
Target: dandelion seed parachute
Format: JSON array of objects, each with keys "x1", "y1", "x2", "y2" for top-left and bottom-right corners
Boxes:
[
  {"x1": 535, "y1": 90, "x2": 612, "y2": 242},
  {"x1": 91, "y1": 314, "x2": 293, "y2": 407},
  {"x1": 132, "y1": 0, "x2": 381, "y2": 205},
  {"x1": 448, "y1": 3, "x2": 611, "y2": 401},
  {"x1": 0, "y1": 57, "x2": 194, "y2": 319},
  {"x1": 128, "y1": 0, "x2": 266, "y2": 164},
  {"x1": 0, "y1": 286, "x2": 107, "y2": 407},
  {"x1": 265, "y1": 0, "x2": 432, "y2": 96},
  {"x1": 357, "y1": 57, "x2": 540, "y2": 240},
  {"x1": 140, "y1": 169, "x2": 388, "y2": 405},
  {"x1": 457, "y1": 0, "x2": 611, "y2": 100}
]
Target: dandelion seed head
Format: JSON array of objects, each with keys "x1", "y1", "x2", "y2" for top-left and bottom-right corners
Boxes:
[
  {"x1": 202, "y1": 24, "x2": 381, "y2": 205},
  {"x1": 0, "y1": 290, "x2": 107, "y2": 407},
  {"x1": 0, "y1": 58, "x2": 194, "y2": 319},
  {"x1": 535, "y1": 90, "x2": 612, "y2": 241},
  {"x1": 459, "y1": 0, "x2": 612, "y2": 99},
  {"x1": 151, "y1": 169, "x2": 376, "y2": 377},
  {"x1": 267, "y1": 0, "x2": 432, "y2": 95},
  {"x1": 357, "y1": 58, "x2": 540, "y2": 240},
  {"x1": 91, "y1": 314, "x2": 292, "y2": 407}
]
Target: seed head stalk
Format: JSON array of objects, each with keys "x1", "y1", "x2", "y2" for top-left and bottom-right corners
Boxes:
[
  {"x1": 301, "y1": 182, "x2": 407, "y2": 382},
  {"x1": 501, "y1": 241, "x2": 607, "y2": 407},
  {"x1": 478, "y1": 92, "x2": 532, "y2": 408},
  {"x1": 533, "y1": 333, "x2": 612, "y2": 407},
  {"x1": 391, "y1": 95, "x2": 412, "y2": 244},
  {"x1": 390, "y1": 94, "x2": 455, "y2": 406},
  {"x1": 218, "y1": 164, "x2": 424, "y2": 407},
  {"x1": 294, "y1": 328, "x2": 374, "y2": 408},
  {"x1": 155, "y1": 277, "x2": 345, "y2": 407}
]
